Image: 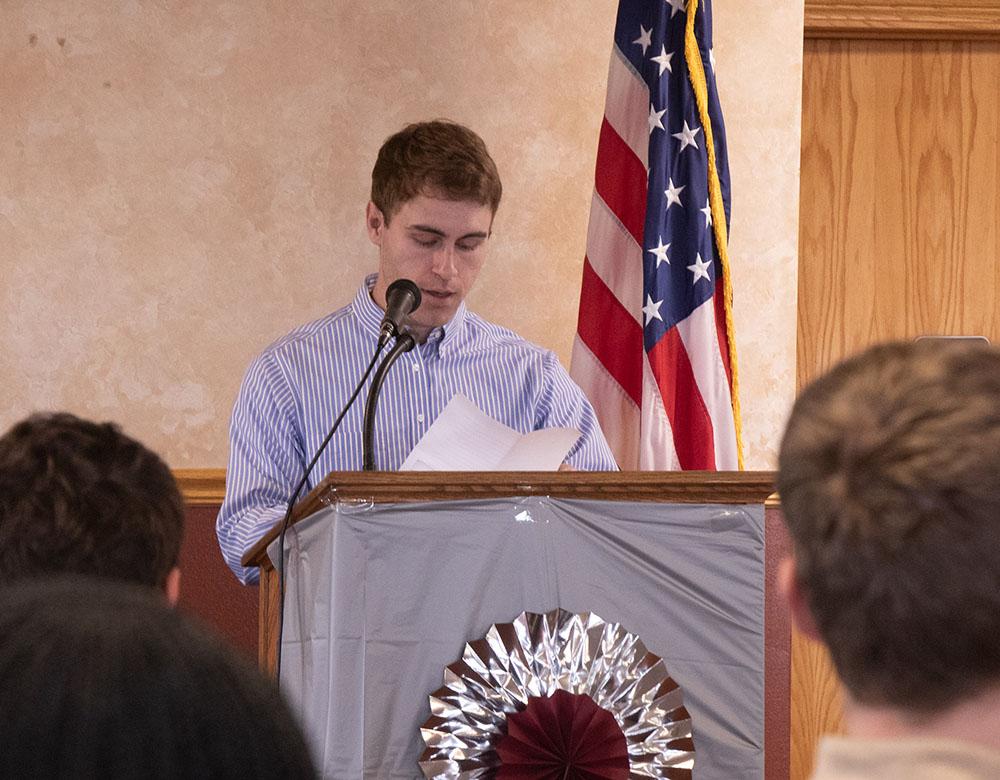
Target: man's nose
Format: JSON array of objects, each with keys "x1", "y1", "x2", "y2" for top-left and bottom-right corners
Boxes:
[{"x1": 431, "y1": 246, "x2": 457, "y2": 278}]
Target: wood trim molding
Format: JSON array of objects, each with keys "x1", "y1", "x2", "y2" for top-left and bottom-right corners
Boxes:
[
  {"x1": 805, "y1": 1, "x2": 1000, "y2": 40},
  {"x1": 242, "y1": 470, "x2": 778, "y2": 568},
  {"x1": 173, "y1": 469, "x2": 781, "y2": 514},
  {"x1": 174, "y1": 468, "x2": 226, "y2": 505},
  {"x1": 173, "y1": 469, "x2": 781, "y2": 513}
]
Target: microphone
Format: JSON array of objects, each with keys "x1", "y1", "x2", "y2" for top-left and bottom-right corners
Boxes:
[
  {"x1": 272, "y1": 280, "x2": 421, "y2": 675},
  {"x1": 362, "y1": 331, "x2": 417, "y2": 470},
  {"x1": 378, "y1": 279, "x2": 422, "y2": 348}
]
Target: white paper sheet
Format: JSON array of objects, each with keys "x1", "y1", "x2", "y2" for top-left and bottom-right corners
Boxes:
[{"x1": 399, "y1": 393, "x2": 580, "y2": 471}]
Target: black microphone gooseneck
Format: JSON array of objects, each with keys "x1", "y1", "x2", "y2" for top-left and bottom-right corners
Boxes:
[
  {"x1": 273, "y1": 341, "x2": 385, "y2": 680},
  {"x1": 378, "y1": 278, "x2": 422, "y2": 349},
  {"x1": 362, "y1": 332, "x2": 416, "y2": 470},
  {"x1": 274, "y1": 277, "x2": 423, "y2": 677}
]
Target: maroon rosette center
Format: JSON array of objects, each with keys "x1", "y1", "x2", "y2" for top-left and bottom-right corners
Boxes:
[{"x1": 495, "y1": 689, "x2": 629, "y2": 780}]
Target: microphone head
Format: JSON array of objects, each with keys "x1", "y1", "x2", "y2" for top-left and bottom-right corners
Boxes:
[
  {"x1": 386, "y1": 278, "x2": 422, "y2": 313},
  {"x1": 377, "y1": 278, "x2": 423, "y2": 348}
]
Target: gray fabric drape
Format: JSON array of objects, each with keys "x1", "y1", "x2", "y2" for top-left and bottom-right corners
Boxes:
[{"x1": 272, "y1": 496, "x2": 764, "y2": 779}]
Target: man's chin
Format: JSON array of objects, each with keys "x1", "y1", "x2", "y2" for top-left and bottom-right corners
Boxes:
[
  {"x1": 413, "y1": 318, "x2": 451, "y2": 333},
  {"x1": 411, "y1": 305, "x2": 457, "y2": 331}
]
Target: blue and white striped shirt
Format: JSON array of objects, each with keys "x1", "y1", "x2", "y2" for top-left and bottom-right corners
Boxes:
[{"x1": 217, "y1": 275, "x2": 617, "y2": 583}]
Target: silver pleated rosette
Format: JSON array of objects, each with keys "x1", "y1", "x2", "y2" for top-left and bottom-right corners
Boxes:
[{"x1": 418, "y1": 608, "x2": 694, "y2": 778}]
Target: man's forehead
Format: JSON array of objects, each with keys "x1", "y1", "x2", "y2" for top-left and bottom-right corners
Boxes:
[{"x1": 396, "y1": 194, "x2": 494, "y2": 234}]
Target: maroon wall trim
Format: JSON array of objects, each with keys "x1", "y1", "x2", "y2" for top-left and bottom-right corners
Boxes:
[{"x1": 178, "y1": 504, "x2": 258, "y2": 660}]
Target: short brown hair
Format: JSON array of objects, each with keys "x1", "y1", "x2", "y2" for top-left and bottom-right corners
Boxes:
[
  {"x1": 0, "y1": 412, "x2": 184, "y2": 588},
  {"x1": 370, "y1": 120, "x2": 502, "y2": 221},
  {"x1": 778, "y1": 340, "x2": 1000, "y2": 712}
]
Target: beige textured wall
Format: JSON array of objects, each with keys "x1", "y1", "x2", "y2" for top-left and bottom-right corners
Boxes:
[{"x1": 0, "y1": 1, "x2": 802, "y2": 469}]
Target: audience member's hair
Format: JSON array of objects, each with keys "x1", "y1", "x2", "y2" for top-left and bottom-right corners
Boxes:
[
  {"x1": 0, "y1": 577, "x2": 316, "y2": 778},
  {"x1": 778, "y1": 339, "x2": 1000, "y2": 712},
  {"x1": 0, "y1": 412, "x2": 183, "y2": 588},
  {"x1": 371, "y1": 119, "x2": 503, "y2": 220}
]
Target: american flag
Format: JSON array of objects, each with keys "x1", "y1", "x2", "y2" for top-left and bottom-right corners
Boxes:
[{"x1": 570, "y1": 0, "x2": 743, "y2": 470}]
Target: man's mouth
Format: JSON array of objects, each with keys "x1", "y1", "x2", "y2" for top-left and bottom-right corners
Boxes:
[{"x1": 422, "y1": 289, "x2": 454, "y2": 300}]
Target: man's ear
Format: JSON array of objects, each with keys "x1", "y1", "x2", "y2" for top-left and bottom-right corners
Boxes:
[
  {"x1": 778, "y1": 556, "x2": 823, "y2": 642},
  {"x1": 366, "y1": 201, "x2": 385, "y2": 245},
  {"x1": 164, "y1": 566, "x2": 181, "y2": 607}
]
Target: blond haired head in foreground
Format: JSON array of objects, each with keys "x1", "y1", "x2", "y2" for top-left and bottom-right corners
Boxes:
[{"x1": 778, "y1": 339, "x2": 1000, "y2": 779}]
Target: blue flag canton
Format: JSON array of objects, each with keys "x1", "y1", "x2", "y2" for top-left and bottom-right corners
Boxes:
[{"x1": 613, "y1": 0, "x2": 731, "y2": 352}]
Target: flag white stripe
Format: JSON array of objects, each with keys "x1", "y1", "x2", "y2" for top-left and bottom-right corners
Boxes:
[
  {"x1": 675, "y1": 299, "x2": 738, "y2": 468},
  {"x1": 603, "y1": 45, "x2": 650, "y2": 169},
  {"x1": 571, "y1": 336, "x2": 642, "y2": 470},
  {"x1": 639, "y1": 353, "x2": 680, "y2": 470},
  {"x1": 585, "y1": 193, "x2": 643, "y2": 326}
]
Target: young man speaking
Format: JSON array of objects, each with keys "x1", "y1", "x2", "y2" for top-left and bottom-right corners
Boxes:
[{"x1": 218, "y1": 120, "x2": 615, "y2": 583}]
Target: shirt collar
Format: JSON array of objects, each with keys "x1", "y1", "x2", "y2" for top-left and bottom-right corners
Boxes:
[
  {"x1": 813, "y1": 736, "x2": 1000, "y2": 779},
  {"x1": 352, "y1": 273, "x2": 469, "y2": 349},
  {"x1": 351, "y1": 274, "x2": 386, "y2": 337}
]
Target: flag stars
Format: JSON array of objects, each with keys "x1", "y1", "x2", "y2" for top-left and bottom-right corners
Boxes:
[
  {"x1": 672, "y1": 120, "x2": 701, "y2": 152},
  {"x1": 647, "y1": 237, "x2": 671, "y2": 267},
  {"x1": 651, "y1": 45, "x2": 674, "y2": 76},
  {"x1": 664, "y1": 178, "x2": 685, "y2": 209},
  {"x1": 687, "y1": 253, "x2": 712, "y2": 284},
  {"x1": 701, "y1": 198, "x2": 713, "y2": 228},
  {"x1": 642, "y1": 295, "x2": 664, "y2": 325},
  {"x1": 666, "y1": 0, "x2": 687, "y2": 18},
  {"x1": 633, "y1": 25, "x2": 652, "y2": 55},
  {"x1": 648, "y1": 103, "x2": 666, "y2": 134}
]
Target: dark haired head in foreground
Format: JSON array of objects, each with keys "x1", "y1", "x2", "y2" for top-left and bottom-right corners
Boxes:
[
  {"x1": 778, "y1": 339, "x2": 1000, "y2": 775},
  {"x1": 0, "y1": 577, "x2": 316, "y2": 779},
  {"x1": 0, "y1": 412, "x2": 184, "y2": 600}
]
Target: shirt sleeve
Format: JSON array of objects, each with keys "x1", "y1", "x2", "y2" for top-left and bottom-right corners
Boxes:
[
  {"x1": 216, "y1": 351, "x2": 306, "y2": 584},
  {"x1": 535, "y1": 351, "x2": 619, "y2": 471}
]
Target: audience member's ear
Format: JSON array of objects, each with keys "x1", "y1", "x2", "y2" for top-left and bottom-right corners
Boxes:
[
  {"x1": 164, "y1": 567, "x2": 181, "y2": 606},
  {"x1": 778, "y1": 556, "x2": 822, "y2": 642}
]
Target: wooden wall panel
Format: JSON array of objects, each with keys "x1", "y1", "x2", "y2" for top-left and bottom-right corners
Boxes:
[
  {"x1": 798, "y1": 39, "x2": 878, "y2": 388},
  {"x1": 798, "y1": 38, "x2": 1000, "y2": 389},
  {"x1": 789, "y1": 631, "x2": 845, "y2": 780},
  {"x1": 795, "y1": 33, "x2": 1000, "y2": 780}
]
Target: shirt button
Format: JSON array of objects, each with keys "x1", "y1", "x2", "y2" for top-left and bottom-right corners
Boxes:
[
  {"x1": 417, "y1": 413, "x2": 425, "y2": 423},
  {"x1": 412, "y1": 364, "x2": 420, "y2": 373}
]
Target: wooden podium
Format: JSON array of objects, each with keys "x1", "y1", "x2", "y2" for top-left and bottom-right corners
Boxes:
[{"x1": 242, "y1": 470, "x2": 788, "y2": 778}]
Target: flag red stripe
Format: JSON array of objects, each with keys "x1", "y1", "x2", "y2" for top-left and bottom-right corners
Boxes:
[
  {"x1": 713, "y1": 276, "x2": 733, "y2": 388},
  {"x1": 593, "y1": 118, "x2": 648, "y2": 246},
  {"x1": 647, "y1": 329, "x2": 717, "y2": 470},
  {"x1": 576, "y1": 257, "x2": 643, "y2": 406}
]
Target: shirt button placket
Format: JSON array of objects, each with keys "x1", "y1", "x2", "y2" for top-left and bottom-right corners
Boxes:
[{"x1": 412, "y1": 353, "x2": 427, "y2": 429}]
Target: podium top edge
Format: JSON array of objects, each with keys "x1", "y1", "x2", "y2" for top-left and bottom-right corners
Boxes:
[{"x1": 240, "y1": 471, "x2": 778, "y2": 567}]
